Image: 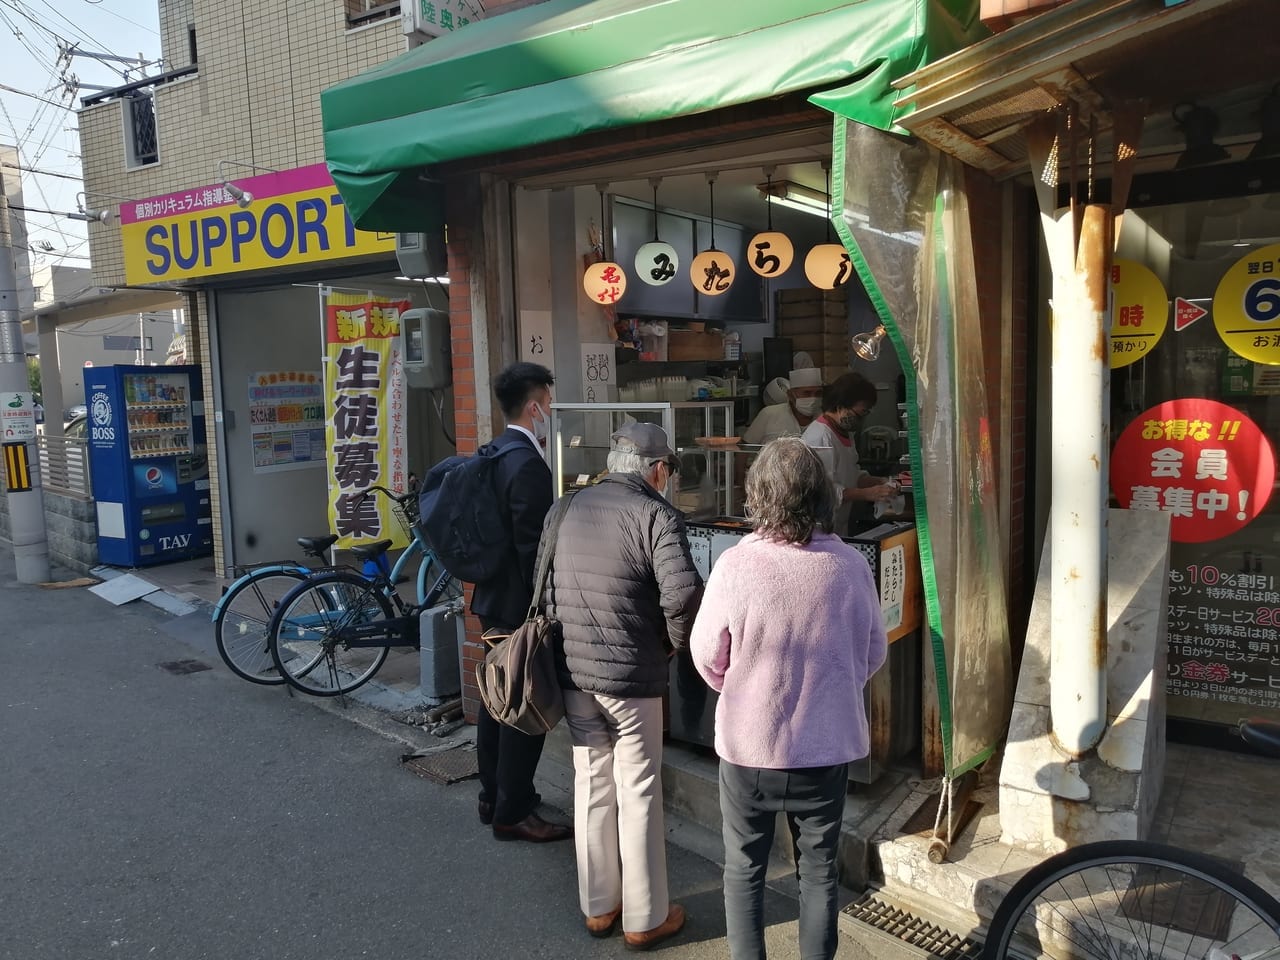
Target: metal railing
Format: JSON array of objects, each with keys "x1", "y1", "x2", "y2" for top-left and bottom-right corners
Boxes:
[{"x1": 37, "y1": 434, "x2": 92, "y2": 499}]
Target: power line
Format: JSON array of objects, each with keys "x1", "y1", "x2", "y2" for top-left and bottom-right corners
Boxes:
[
  {"x1": 65, "y1": 0, "x2": 158, "y2": 36},
  {"x1": 0, "y1": 84, "x2": 72, "y2": 114},
  {"x1": 1, "y1": 162, "x2": 81, "y2": 182}
]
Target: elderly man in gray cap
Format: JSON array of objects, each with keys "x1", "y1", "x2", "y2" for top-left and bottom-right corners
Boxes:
[{"x1": 536, "y1": 421, "x2": 702, "y2": 950}]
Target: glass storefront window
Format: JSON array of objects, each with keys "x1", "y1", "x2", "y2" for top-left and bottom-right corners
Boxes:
[{"x1": 1111, "y1": 192, "x2": 1280, "y2": 728}]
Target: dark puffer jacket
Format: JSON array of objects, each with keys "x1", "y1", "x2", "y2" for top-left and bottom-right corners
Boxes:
[{"x1": 539, "y1": 473, "x2": 703, "y2": 699}]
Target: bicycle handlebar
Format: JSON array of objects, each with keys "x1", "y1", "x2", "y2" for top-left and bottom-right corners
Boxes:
[{"x1": 353, "y1": 484, "x2": 416, "y2": 507}]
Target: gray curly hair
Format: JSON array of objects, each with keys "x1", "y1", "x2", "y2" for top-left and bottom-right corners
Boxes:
[{"x1": 745, "y1": 437, "x2": 835, "y2": 544}]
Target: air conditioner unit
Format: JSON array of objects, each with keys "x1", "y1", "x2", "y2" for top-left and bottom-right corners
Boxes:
[{"x1": 395, "y1": 231, "x2": 447, "y2": 280}]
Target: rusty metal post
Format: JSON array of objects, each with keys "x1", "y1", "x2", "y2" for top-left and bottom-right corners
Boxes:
[{"x1": 1050, "y1": 203, "x2": 1112, "y2": 756}]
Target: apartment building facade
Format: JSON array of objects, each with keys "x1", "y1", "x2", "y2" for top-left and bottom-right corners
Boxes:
[{"x1": 76, "y1": 0, "x2": 541, "y2": 571}]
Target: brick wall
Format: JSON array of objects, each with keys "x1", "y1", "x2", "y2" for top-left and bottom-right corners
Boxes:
[{"x1": 443, "y1": 194, "x2": 486, "y2": 722}]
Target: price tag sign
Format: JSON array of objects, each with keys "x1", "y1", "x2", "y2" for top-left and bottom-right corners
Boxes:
[
  {"x1": 1214, "y1": 243, "x2": 1280, "y2": 364},
  {"x1": 1109, "y1": 259, "x2": 1169, "y2": 369}
]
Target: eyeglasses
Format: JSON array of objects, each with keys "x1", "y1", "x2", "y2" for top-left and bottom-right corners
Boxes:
[{"x1": 651, "y1": 457, "x2": 680, "y2": 476}]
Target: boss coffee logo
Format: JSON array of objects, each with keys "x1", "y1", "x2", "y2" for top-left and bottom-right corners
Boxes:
[{"x1": 90, "y1": 392, "x2": 115, "y2": 442}]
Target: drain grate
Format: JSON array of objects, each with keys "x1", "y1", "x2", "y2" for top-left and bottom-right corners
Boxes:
[
  {"x1": 157, "y1": 659, "x2": 212, "y2": 675},
  {"x1": 842, "y1": 893, "x2": 983, "y2": 960},
  {"x1": 400, "y1": 747, "x2": 479, "y2": 785}
]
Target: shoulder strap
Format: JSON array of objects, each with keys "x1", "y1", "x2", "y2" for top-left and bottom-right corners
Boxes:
[{"x1": 527, "y1": 490, "x2": 577, "y2": 620}]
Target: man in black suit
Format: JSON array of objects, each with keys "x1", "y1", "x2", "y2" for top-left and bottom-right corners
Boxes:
[{"x1": 472, "y1": 361, "x2": 571, "y2": 843}]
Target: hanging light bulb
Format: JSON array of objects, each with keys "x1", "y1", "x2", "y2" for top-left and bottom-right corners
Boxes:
[
  {"x1": 804, "y1": 161, "x2": 853, "y2": 290},
  {"x1": 748, "y1": 167, "x2": 794, "y2": 279},
  {"x1": 584, "y1": 185, "x2": 627, "y2": 305},
  {"x1": 851, "y1": 325, "x2": 887, "y2": 362},
  {"x1": 690, "y1": 173, "x2": 736, "y2": 297},
  {"x1": 635, "y1": 178, "x2": 678, "y2": 287}
]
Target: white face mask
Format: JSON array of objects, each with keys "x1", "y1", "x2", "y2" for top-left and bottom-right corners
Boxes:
[
  {"x1": 794, "y1": 396, "x2": 822, "y2": 418},
  {"x1": 531, "y1": 403, "x2": 550, "y2": 445}
]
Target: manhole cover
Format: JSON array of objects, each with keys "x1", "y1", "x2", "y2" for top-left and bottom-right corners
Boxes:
[
  {"x1": 401, "y1": 748, "x2": 479, "y2": 785},
  {"x1": 157, "y1": 659, "x2": 212, "y2": 675}
]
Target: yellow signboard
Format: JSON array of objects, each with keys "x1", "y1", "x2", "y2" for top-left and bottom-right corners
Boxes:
[
  {"x1": 1109, "y1": 258, "x2": 1169, "y2": 369},
  {"x1": 121, "y1": 164, "x2": 396, "y2": 285},
  {"x1": 322, "y1": 292, "x2": 411, "y2": 550},
  {"x1": 1214, "y1": 243, "x2": 1280, "y2": 365}
]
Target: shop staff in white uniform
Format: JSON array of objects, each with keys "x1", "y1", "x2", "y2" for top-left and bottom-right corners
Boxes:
[
  {"x1": 801, "y1": 371, "x2": 898, "y2": 535},
  {"x1": 743, "y1": 368, "x2": 824, "y2": 444}
]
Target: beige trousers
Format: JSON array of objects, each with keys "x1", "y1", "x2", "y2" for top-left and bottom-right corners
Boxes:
[{"x1": 563, "y1": 689, "x2": 669, "y2": 933}]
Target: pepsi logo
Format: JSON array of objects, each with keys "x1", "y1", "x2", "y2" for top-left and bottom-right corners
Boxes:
[{"x1": 144, "y1": 466, "x2": 163, "y2": 486}]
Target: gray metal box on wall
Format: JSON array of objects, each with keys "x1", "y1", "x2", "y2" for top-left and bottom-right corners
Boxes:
[{"x1": 420, "y1": 602, "x2": 465, "y2": 703}]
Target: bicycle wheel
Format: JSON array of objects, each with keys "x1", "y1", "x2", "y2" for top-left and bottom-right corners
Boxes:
[
  {"x1": 983, "y1": 839, "x2": 1280, "y2": 960},
  {"x1": 416, "y1": 552, "x2": 462, "y2": 607},
  {"x1": 268, "y1": 571, "x2": 393, "y2": 697},
  {"x1": 214, "y1": 568, "x2": 308, "y2": 684}
]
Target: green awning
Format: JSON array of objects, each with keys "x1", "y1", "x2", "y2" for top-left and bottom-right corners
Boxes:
[{"x1": 322, "y1": 0, "x2": 982, "y2": 232}]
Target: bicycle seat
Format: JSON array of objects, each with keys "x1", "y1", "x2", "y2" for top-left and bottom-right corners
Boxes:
[
  {"x1": 1240, "y1": 718, "x2": 1280, "y2": 759},
  {"x1": 348, "y1": 539, "x2": 394, "y2": 561},
  {"x1": 297, "y1": 534, "x2": 339, "y2": 557}
]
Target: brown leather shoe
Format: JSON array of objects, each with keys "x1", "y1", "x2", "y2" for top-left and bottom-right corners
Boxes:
[
  {"x1": 492, "y1": 812, "x2": 572, "y2": 843},
  {"x1": 624, "y1": 904, "x2": 686, "y2": 951},
  {"x1": 584, "y1": 904, "x2": 622, "y2": 938}
]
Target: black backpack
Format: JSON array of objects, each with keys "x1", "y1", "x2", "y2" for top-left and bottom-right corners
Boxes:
[{"x1": 418, "y1": 442, "x2": 528, "y2": 584}]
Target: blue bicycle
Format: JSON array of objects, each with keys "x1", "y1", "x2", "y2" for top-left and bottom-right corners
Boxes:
[{"x1": 212, "y1": 485, "x2": 456, "y2": 685}]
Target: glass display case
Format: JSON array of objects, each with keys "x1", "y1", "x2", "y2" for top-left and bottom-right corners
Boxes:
[{"x1": 549, "y1": 402, "x2": 733, "y2": 515}]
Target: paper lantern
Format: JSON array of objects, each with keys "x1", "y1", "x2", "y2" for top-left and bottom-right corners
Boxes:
[
  {"x1": 583, "y1": 261, "x2": 627, "y2": 305},
  {"x1": 634, "y1": 241, "x2": 679, "y2": 287},
  {"x1": 804, "y1": 243, "x2": 854, "y2": 290},
  {"x1": 690, "y1": 250, "x2": 735, "y2": 297},
  {"x1": 747, "y1": 231, "x2": 794, "y2": 278}
]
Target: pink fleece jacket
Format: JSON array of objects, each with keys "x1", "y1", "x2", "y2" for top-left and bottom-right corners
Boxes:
[{"x1": 689, "y1": 532, "x2": 889, "y2": 769}]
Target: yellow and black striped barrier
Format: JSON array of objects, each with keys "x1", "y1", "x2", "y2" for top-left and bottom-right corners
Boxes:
[{"x1": 3, "y1": 441, "x2": 32, "y2": 492}]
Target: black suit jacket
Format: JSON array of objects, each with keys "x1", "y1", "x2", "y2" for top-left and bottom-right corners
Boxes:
[{"x1": 469, "y1": 428, "x2": 554, "y2": 630}]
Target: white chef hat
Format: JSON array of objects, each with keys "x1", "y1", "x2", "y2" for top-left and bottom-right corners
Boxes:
[
  {"x1": 792, "y1": 351, "x2": 816, "y2": 370},
  {"x1": 763, "y1": 377, "x2": 790, "y2": 405},
  {"x1": 788, "y1": 367, "x2": 823, "y2": 388}
]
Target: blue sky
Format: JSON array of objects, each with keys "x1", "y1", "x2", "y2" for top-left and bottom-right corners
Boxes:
[{"x1": 0, "y1": 0, "x2": 161, "y2": 277}]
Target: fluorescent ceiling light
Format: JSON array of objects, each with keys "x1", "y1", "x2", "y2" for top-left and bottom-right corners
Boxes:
[
  {"x1": 757, "y1": 180, "x2": 830, "y2": 218},
  {"x1": 396, "y1": 275, "x2": 450, "y2": 284}
]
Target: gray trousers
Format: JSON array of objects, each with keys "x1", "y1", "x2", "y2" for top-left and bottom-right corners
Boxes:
[
  {"x1": 719, "y1": 760, "x2": 848, "y2": 960},
  {"x1": 564, "y1": 690, "x2": 669, "y2": 933}
]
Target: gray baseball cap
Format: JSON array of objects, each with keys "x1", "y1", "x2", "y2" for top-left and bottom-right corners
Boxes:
[{"x1": 611, "y1": 422, "x2": 676, "y2": 460}]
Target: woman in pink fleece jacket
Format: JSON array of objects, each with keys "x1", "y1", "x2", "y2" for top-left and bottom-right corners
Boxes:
[{"x1": 690, "y1": 437, "x2": 888, "y2": 960}]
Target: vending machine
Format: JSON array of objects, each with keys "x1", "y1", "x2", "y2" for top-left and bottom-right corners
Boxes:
[{"x1": 85, "y1": 364, "x2": 213, "y2": 567}]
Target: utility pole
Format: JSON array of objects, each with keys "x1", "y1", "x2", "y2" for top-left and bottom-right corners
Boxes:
[{"x1": 0, "y1": 188, "x2": 50, "y2": 582}]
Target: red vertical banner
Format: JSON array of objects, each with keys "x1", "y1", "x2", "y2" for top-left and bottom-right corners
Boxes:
[
  {"x1": 323, "y1": 291, "x2": 411, "y2": 548},
  {"x1": 1110, "y1": 398, "x2": 1276, "y2": 544}
]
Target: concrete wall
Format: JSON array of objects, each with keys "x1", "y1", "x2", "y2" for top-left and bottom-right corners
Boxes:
[{"x1": 0, "y1": 490, "x2": 98, "y2": 575}]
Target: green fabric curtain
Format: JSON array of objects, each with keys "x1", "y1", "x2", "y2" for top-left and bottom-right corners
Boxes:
[{"x1": 321, "y1": 0, "x2": 982, "y2": 232}]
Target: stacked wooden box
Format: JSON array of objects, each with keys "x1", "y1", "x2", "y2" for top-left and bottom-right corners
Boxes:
[{"x1": 775, "y1": 287, "x2": 850, "y2": 384}]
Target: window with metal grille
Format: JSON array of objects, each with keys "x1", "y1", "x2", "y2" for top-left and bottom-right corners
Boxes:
[{"x1": 124, "y1": 92, "x2": 159, "y2": 168}]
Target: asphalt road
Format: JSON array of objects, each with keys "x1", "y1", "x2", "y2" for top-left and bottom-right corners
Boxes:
[{"x1": 0, "y1": 543, "x2": 853, "y2": 960}]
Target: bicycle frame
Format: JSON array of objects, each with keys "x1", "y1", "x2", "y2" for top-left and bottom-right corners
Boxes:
[{"x1": 211, "y1": 522, "x2": 440, "y2": 624}]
